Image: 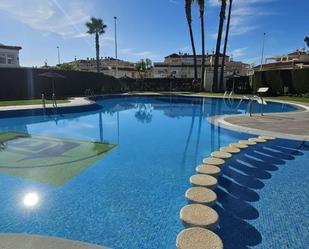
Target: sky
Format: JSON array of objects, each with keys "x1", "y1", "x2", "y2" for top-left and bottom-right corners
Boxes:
[{"x1": 0, "y1": 0, "x2": 308, "y2": 67}]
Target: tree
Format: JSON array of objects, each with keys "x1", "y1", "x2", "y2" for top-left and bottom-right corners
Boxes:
[
  {"x1": 135, "y1": 59, "x2": 146, "y2": 71},
  {"x1": 56, "y1": 63, "x2": 78, "y2": 71},
  {"x1": 85, "y1": 17, "x2": 107, "y2": 73},
  {"x1": 145, "y1": 58, "x2": 153, "y2": 69},
  {"x1": 193, "y1": 0, "x2": 206, "y2": 91},
  {"x1": 305, "y1": 36, "x2": 309, "y2": 48},
  {"x1": 135, "y1": 59, "x2": 147, "y2": 78},
  {"x1": 213, "y1": 0, "x2": 227, "y2": 92},
  {"x1": 185, "y1": 0, "x2": 198, "y2": 82},
  {"x1": 219, "y1": 0, "x2": 233, "y2": 91}
]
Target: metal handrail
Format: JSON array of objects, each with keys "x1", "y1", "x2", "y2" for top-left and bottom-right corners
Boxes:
[
  {"x1": 42, "y1": 94, "x2": 46, "y2": 115},
  {"x1": 85, "y1": 88, "x2": 95, "y2": 98},
  {"x1": 246, "y1": 96, "x2": 267, "y2": 116}
]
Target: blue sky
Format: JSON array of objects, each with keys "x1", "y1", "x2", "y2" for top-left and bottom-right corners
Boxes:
[{"x1": 0, "y1": 0, "x2": 308, "y2": 67}]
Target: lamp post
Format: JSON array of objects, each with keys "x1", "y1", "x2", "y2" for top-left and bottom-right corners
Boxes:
[
  {"x1": 56, "y1": 46, "x2": 61, "y2": 65},
  {"x1": 260, "y1": 32, "x2": 266, "y2": 71},
  {"x1": 114, "y1": 16, "x2": 118, "y2": 78}
]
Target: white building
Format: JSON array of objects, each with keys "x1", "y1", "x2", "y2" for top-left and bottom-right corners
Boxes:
[
  {"x1": 0, "y1": 43, "x2": 22, "y2": 68},
  {"x1": 256, "y1": 50, "x2": 309, "y2": 71},
  {"x1": 67, "y1": 57, "x2": 139, "y2": 78},
  {"x1": 153, "y1": 53, "x2": 249, "y2": 90}
]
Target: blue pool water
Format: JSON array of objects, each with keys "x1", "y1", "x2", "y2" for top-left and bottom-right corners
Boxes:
[{"x1": 0, "y1": 95, "x2": 308, "y2": 249}]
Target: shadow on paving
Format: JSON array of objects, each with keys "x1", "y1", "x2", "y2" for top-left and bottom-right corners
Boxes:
[{"x1": 213, "y1": 138, "x2": 308, "y2": 249}]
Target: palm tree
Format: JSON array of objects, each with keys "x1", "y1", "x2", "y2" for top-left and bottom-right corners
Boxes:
[
  {"x1": 185, "y1": 0, "x2": 198, "y2": 82},
  {"x1": 219, "y1": 0, "x2": 233, "y2": 91},
  {"x1": 213, "y1": 0, "x2": 227, "y2": 92},
  {"x1": 86, "y1": 17, "x2": 107, "y2": 73},
  {"x1": 194, "y1": 0, "x2": 206, "y2": 91}
]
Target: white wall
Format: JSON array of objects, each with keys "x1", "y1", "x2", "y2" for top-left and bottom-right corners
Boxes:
[{"x1": 0, "y1": 48, "x2": 20, "y2": 68}]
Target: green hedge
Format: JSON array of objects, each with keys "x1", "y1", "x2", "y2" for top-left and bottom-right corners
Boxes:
[{"x1": 253, "y1": 68, "x2": 309, "y2": 95}]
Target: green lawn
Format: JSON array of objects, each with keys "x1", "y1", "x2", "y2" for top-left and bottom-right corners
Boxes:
[
  {"x1": 192, "y1": 92, "x2": 309, "y2": 103},
  {"x1": 0, "y1": 98, "x2": 70, "y2": 107},
  {"x1": 264, "y1": 96, "x2": 309, "y2": 104},
  {"x1": 129, "y1": 92, "x2": 309, "y2": 104}
]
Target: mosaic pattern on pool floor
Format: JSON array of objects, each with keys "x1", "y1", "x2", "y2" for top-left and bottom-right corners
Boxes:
[{"x1": 0, "y1": 132, "x2": 116, "y2": 185}]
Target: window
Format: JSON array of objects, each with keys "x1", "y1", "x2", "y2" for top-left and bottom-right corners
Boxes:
[
  {"x1": 7, "y1": 55, "x2": 14, "y2": 64},
  {"x1": 0, "y1": 54, "x2": 6, "y2": 64}
]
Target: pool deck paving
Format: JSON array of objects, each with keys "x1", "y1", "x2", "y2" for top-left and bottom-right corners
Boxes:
[
  {"x1": 209, "y1": 101, "x2": 309, "y2": 141},
  {"x1": 0, "y1": 234, "x2": 110, "y2": 249}
]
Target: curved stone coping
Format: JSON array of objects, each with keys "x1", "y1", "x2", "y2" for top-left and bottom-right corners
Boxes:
[
  {"x1": 196, "y1": 165, "x2": 221, "y2": 177},
  {"x1": 180, "y1": 204, "x2": 219, "y2": 230},
  {"x1": 190, "y1": 174, "x2": 218, "y2": 189},
  {"x1": 239, "y1": 139, "x2": 256, "y2": 145},
  {"x1": 259, "y1": 135, "x2": 275, "y2": 140},
  {"x1": 211, "y1": 151, "x2": 232, "y2": 159},
  {"x1": 230, "y1": 143, "x2": 248, "y2": 149},
  {"x1": 248, "y1": 137, "x2": 267, "y2": 143},
  {"x1": 176, "y1": 227, "x2": 223, "y2": 249},
  {"x1": 202, "y1": 157, "x2": 225, "y2": 166},
  {"x1": 0, "y1": 233, "x2": 110, "y2": 249},
  {"x1": 0, "y1": 97, "x2": 94, "y2": 112},
  {"x1": 220, "y1": 146, "x2": 240, "y2": 154},
  {"x1": 185, "y1": 187, "x2": 217, "y2": 206}
]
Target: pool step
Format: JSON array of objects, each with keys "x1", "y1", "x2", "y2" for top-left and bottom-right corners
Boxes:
[
  {"x1": 211, "y1": 151, "x2": 232, "y2": 159},
  {"x1": 185, "y1": 187, "x2": 217, "y2": 206},
  {"x1": 176, "y1": 228, "x2": 223, "y2": 249},
  {"x1": 196, "y1": 165, "x2": 221, "y2": 177},
  {"x1": 177, "y1": 136, "x2": 276, "y2": 248},
  {"x1": 202, "y1": 157, "x2": 225, "y2": 166},
  {"x1": 190, "y1": 174, "x2": 218, "y2": 189},
  {"x1": 180, "y1": 204, "x2": 219, "y2": 230}
]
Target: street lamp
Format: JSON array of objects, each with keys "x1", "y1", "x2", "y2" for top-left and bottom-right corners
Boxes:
[
  {"x1": 114, "y1": 16, "x2": 118, "y2": 78},
  {"x1": 260, "y1": 32, "x2": 266, "y2": 71},
  {"x1": 56, "y1": 46, "x2": 61, "y2": 65}
]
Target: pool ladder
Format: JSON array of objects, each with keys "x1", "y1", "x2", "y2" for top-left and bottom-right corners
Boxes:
[
  {"x1": 42, "y1": 94, "x2": 46, "y2": 115},
  {"x1": 85, "y1": 89, "x2": 95, "y2": 98},
  {"x1": 246, "y1": 96, "x2": 267, "y2": 116},
  {"x1": 224, "y1": 91, "x2": 267, "y2": 116},
  {"x1": 42, "y1": 93, "x2": 58, "y2": 115}
]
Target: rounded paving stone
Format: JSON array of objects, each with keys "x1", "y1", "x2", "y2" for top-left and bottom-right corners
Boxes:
[
  {"x1": 190, "y1": 174, "x2": 218, "y2": 189},
  {"x1": 248, "y1": 137, "x2": 267, "y2": 143},
  {"x1": 180, "y1": 204, "x2": 219, "y2": 230},
  {"x1": 185, "y1": 187, "x2": 217, "y2": 206},
  {"x1": 196, "y1": 165, "x2": 221, "y2": 177},
  {"x1": 239, "y1": 139, "x2": 257, "y2": 145},
  {"x1": 202, "y1": 157, "x2": 225, "y2": 166},
  {"x1": 176, "y1": 227, "x2": 223, "y2": 249},
  {"x1": 230, "y1": 143, "x2": 248, "y2": 149},
  {"x1": 220, "y1": 146, "x2": 240, "y2": 154},
  {"x1": 259, "y1": 135, "x2": 275, "y2": 140},
  {"x1": 211, "y1": 151, "x2": 232, "y2": 159}
]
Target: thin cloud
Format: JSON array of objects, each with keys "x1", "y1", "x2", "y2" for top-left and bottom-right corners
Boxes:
[
  {"x1": 169, "y1": 0, "x2": 179, "y2": 4},
  {"x1": 208, "y1": 0, "x2": 278, "y2": 37},
  {"x1": 231, "y1": 47, "x2": 247, "y2": 58},
  {"x1": 0, "y1": 0, "x2": 91, "y2": 38},
  {"x1": 119, "y1": 48, "x2": 158, "y2": 60}
]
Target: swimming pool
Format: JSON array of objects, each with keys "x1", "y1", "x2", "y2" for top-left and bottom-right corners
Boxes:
[{"x1": 0, "y1": 95, "x2": 307, "y2": 249}]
